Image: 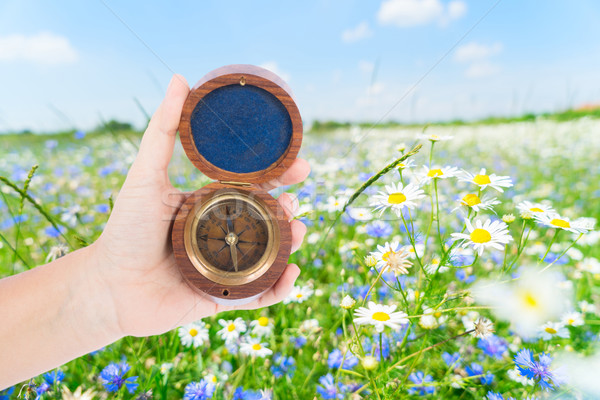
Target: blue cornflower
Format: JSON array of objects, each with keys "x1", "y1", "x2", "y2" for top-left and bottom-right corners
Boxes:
[
  {"x1": 408, "y1": 371, "x2": 435, "y2": 395},
  {"x1": 271, "y1": 354, "x2": 296, "y2": 378},
  {"x1": 43, "y1": 369, "x2": 65, "y2": 385},
  {"x1": 44, "y1": 225, "x2": 65, "y2": 238},
  {"x1": 96, "y1": 204, "x2": 110, "y2": 213},
  {"x1": 478, "y1": 334, "x2": 508, "y2": 359},
  {"x1": 292, "y1": 335, "x2": 307, "y2": 348},
  {"x1": 514, "y1": 349, "x2": 566, "y2": 391},
  {"x1": 442, "y1": 352, "x2": 461, "y2": 367},
  {"x1": 455, "y1": 268, "x2": 476, "y2": 283},
  {"x1": 363, "y1": 335, "x2": 391, "y2": 360},
  {"x1": 74, "y1": 130, "x2": 86, "y2": 139},
  {"x1": 0, "y1": 386, "x2": 14, "y2": 400},
  {"x1": 327, "y1": 349, "x2": 359, "y2": 370},
  {"x1": 316, "y1": 373, "x2": 345, "y2": 399},
  {"x1": 365, "y1": 221, "x2": 393, "y2": 238},
  {"x1": 465, "y1": 363, "x2": 494, "y2": 385},
  {"x1": 184, "y1": 380, "x2": 216, "y2": 400},
  {"x1": 99, "y1": 362, "x2": 138, "y2": 393},
  {"x1": 233, "y1": 387, "x2": 263, "y2": 400}
]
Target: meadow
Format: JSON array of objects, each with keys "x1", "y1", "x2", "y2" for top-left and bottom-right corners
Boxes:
[{"x1": 1, "y1": 116, "x2": 599, "y2": 399}]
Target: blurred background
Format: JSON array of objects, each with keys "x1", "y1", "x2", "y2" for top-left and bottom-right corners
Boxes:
[{"x1": 1, "y1": 0, "x2": 600, "y2": 134}]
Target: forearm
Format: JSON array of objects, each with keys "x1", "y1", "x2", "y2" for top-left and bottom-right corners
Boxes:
[{"x1": 0, "y1": 243, "x2": 122, "y2": 389}]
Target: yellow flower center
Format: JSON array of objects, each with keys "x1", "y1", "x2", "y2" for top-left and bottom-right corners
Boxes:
[
  {"x1": 382, "y1": 250, "x2": 393, "y2": 261},
  {"x1": 550, "y1": 218, "x2": 570, "y2": 228},
  {"x1": 296, "y1": 293, "x2": 303, "y2": 298},
  {"x1": 462, "y1": 194, "x2": 481, "y2": 207},
  {"x1": 430, "y1": 135, "x2": 440, "y2": 140},
  {"x1": 258, "y1": 317, "x2": 269, "y2": 327},
  {"x1": 398, "y1": 163, "x2": 405, "y2": 168},
  {"x1": 252, "y1": 343, "x2": 262, "y2": 351},
  {"x1": 189, "y1": 328, "x2": 198, "y2": 337},
  {"x1": 567, "y1": 318, "x2": 575, "y2": 325},
  {"x1": 473, "y1": 174, "x2": 491, "y2": 185},
  {"x1": 372, "y1": 311, "x2": 390, "y2": 322},
  {"x1": 427, "y1": 169, "x2": 443, "y2": 178},
  {"x1": 545, "y1": 326, "x2": 557, "y2": 334},
  {"x1": 388, "y1": 192, "x2": 407, "y2": 204},
  {"x1": 521, "y1": 291, "x2": 538, "y2": 309},
  {"x1": 434, "y1": 311, "x2": 442, "y2": 318},
  {"x1": 530, "y1": 207, "x2": 544, "y2": 213},
  {"x1": 211, "y1": 376, "x2": 217, "y2": 383},
  {"x1": 227, "y1": 324, "x2": 236, "y2": 332},
  {"x1": 470, "y1": 228, "x2": 491, "y2": 243}
]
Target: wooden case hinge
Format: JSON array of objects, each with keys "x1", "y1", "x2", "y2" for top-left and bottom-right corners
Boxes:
[{"x1": 220, "y1": 181, "x2": 252, "y2": 187}]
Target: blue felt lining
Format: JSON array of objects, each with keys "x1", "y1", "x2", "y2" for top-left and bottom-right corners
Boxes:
[{"x1": 190, "y1": 84, "x2": 292, "y2": 174}]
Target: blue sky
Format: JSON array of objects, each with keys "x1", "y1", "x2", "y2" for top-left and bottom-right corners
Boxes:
[{"x1": 1, "y1": 0, "x2": 600, "y2": 132}]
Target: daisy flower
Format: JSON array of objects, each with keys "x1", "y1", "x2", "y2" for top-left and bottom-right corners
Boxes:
[
  {"x1": 402, "y1": 243, "x2": 425, "y2": 260},
  {"x1": 240, "y1": 338, "x2": 273, "y2": 358},
  {"x1": 561, "y1": 311, "x2": 584, "y2": 327},
  {"x1": 534, "y1": 213, "x2": 591, "y2": 234},
  {"x1": 516, "y1": 200, "x2": 555, "y2": 215},
  {"x1": 250, "y1": 316, "x2": 274, "y2": 337},
  {"x1": 325, "y1": 195, "x2": 348, "y2": 213},
  {"x1": 370, "y1": 182, "x2": 426, "y2": 217},
  {"x1": 283, "y1": 285, "x2": 314, "y2": 304},
  {"x1": 417, "y1": 133, "x2": 453, "y2": 142},
  {"x1": 420, "y1": 165, "x2": 459, "y2": 183},
  {"x1": 369, "y1": 242, "x2": 412, "y2": 275},
  {"x1": 458, "y1": 168, "x2": 513, "y2": 192},
  {"x1": 397, "y1": 159, "x2": 416, "y2": 170},
  {"x1": 178, "y1": 321, "x2": 209, "y2": 348},
  {"x1": 370, "y1": 241, "x2": 401, "y2": 270},
  {"x1": 418, "y1": 307, "x2": 447, "y2": 330},
  {"x1": 354, "y1": 301, "x2": 409, "y2": 333},
  {"x1": 217, "y1": 317, "x2": 246, "y2": 342},
  {"x1": 451, "y1": 218, "x2": 512, "y2": 256},
  {"x1": 455, "y1": 193, "x2": 500, "y2": 213},
  {"x1": 539, "y1": 321, "x2": 570, "y2": 341},
  {"x1": 424, "y1": 257, "x2": 449, "y2": 274},
  {"x1": 472, "y1": 318, "x2": 495, "y2": 339},
  {"x1": 347, "y1": 207, "x2": 372, "y2": 221}
]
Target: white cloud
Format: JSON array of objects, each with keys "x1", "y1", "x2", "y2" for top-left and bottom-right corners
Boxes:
[
  {"x1": 358, "y1": 60, "x2": 375, "y2": 74},
  {"x1": 341, "y1": 21, "x2": 373, "y2": 43},
  {"x1": 258, "y1": 61, "x2": 291, "y2": 82},
  {"x1": 0, "y1": 32, "x2": 78, "y2": 65},
  {"x1": 377, "y1": 0, "x2": 466, "y2": 28},
  {"x1": 455, "y1": 42, "x2": 503, "y2": 78}
]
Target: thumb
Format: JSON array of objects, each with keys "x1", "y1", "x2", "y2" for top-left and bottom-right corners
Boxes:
[{"x1": 134, "y1": 74, "x2": 190, "y2": 174}]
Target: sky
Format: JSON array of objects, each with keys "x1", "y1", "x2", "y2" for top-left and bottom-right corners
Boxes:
[{"x1": 1, "y1": 0, "x2": 600, "y2": 133}]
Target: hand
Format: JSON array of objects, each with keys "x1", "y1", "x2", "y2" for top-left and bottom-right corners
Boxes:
[{"x1": 91, "y1": 74, "x2": 309, "y2": 338}]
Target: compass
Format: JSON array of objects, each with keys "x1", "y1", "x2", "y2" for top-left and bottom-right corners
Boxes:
[{"x1": 172, "y1": 65, "x2": 302, "y2": 305}]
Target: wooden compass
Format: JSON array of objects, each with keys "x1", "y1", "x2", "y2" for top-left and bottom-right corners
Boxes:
[{"x1": 172, "y1": 64, "x2": 302, "y2": 305}]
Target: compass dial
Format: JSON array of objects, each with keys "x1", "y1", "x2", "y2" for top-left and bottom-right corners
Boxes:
[{"x1": 185, "y1": 191, "x2": 278, "y2": 286}]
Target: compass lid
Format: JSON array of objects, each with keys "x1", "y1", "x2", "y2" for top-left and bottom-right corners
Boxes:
[{"x1": 179, "y1": 64, "x2": 303, "y2": 184}]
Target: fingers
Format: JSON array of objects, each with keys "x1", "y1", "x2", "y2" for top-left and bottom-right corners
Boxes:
[
  {"x1": 257, "y1": 158, "x2": 310, "y2": 191},
  {"x1": 277, "y1": 192, "x2": 299, "y2": 220},
  {"x1": 290, "y1": 220, "x2": 307, "y2": 254},
  {"x1": 133, "y1": 74, "x2": 190, "y2": 174},
  {"x1": 277, "y1": 192, "x2": 306, "y2": 253}
]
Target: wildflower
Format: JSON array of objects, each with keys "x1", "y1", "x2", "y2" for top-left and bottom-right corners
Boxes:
[
  {"x1": 451, "y1": 218, "x2": 512, "y2": 256},
  {"x1": 370, "y1": 182, "x2": 426, "y2": 216},
  {"x1": 424, "y1": 257, "x2": 449, "y2": 274},
  {"x1": 240, "y1": 338, "x2": 272, "y2": 358},
  {"x1": 466, "y1": 363, "x2": 494, "y2": 385},
  {"x1": 578, "y1": 257, "x2": 600, "y2": 274},
  {"x1": 397, "y1": 159, "x2": 415, "y2": 170},
  {"x1": 458, "y1": 168, "x2": 513, "y2": 192},
  {"x1": 364, "y1": 254, "x2": 377, "y2": 268},
  {"x1": 99, "y1": 362, "x2": 138, "y2": 393},
  {"x1": 502, "y1": 214, "x2": 515, "y2": 223},
  {"x1": 472, "y1": 318, "x2": 495, "y2": 339},
  {"x1": 478, "y1": 335, "x2": 508, "y2": 359},
  {"x1": 283, "y1": 285, "x2": 314, "y2": 304},
  {"x1": 316, "y1": 373, "x2": 345, "y2": 399},
  {"x1": 340, "y1": 295, "x2": 356, "y2": 309},
  {"x1": 516, "y1": 200, "x2": 554, "y2": 215},
  {"x1": 347, "y1": 207, "x2": 372, "y2": 221},
  {"x1": 217, "y1": 317, "x2": 247, "y2": 342},
  {"x1": 539, "y1": 321, "x2": 570, "y2": 341},
  {"x1": 418, "y1": 133, "x2": 453, "y2": 142},
  {"x1": 408, "y1": 371, "x2": 435, "y2": 395},
  {"x1": 442, "y1": 352, "x2": 461, "y2": 367},
  {"x1": 514, "y1": 349, "x2": 566, "y2": 391},
  {"x1": 183, "y1": 379, "x2": 215, "y2": 400},
  {"x1": 61, "y1": 386, "x2": 97, "y2": 400},
  {"x1": 327, "y1": 349, "x2": 359, "y2": 369},
  {"x1": 325, "y1": 196, "x2": 347, "y2": 213},
  {"x1": 250, "y1": 317, "x2": 274, "y2": 337},
  {"x1": 561, "y1": 311, "x2": 584, "y2": 327},
  {"x1": 45, "y1": 244, "x2": 69, "y2": 262},
  {"x1": 159, "y1": 363, "x2": 174, "y2": 375},
  {"x1": 456, "y1": 193, "x2": 500, "y2": 213},
  {"x1": 473, "y1": 267, "x2": 571, "y2": 336},
  {"x1": 419, "y1": 307, "x2": 446, "y2": 329},
  {"x1": 420, "y1": 165, "x2": 459, "y2": 182},
  {"x1": 178, "y1": 321, "x2": 209, "y2": 348},
  {"x1": 371, "y1": 243, "x2": 412, "y2": 275},
  {"x1": 361, "y1": 355, "x2": 378, "y2": 371},
  {"x1": 365, "y1": 220, "x2": 393, "y2": 238},
  {"x1": 271, "y1": 354, "x2": 296, "y2": 378},
  {"x1": 354, "y1": 301, "x2": 408, "y2": 332},
  {"x1": 520, "y1": 211, "x2": 534, "y2": 220},
  {"x1": 43, "y1": 369, "x2": 65, "y2": 385},
  {"x1": 507, "y1": 367, "x2": 534, "y2": 386},
  {"x1": 370, "y1": 241, "x2": 400, "y2": 270},
  {"x1": 534, "y1": 213, "x2": 591, "y2": 234},
  {"x1": 579, "y1": 300, "x2": 596, "y2": 314}
]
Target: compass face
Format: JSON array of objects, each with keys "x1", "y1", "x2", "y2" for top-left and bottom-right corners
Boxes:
[{"x1": 185, "y1": 191, "x2": 278, "y2": 286}]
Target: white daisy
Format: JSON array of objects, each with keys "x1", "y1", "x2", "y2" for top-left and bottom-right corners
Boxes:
[
  {"x1": 347, "y1": 207, "x2": 372, "y2": 221},
  {"x1": 325, "y1": 195, "x2": 348, "y2": 213},
  {"x1": 217, "y1": 317, "x2": 246, "y2": 342},
  {"x1": 178, "y1": 321, "x2": 209, "y2": 348},
  {"x1": 250, "y1": 316, "x2": 274, "y2": 337},
  {"x1": 340, "y1": 295, "x2": 357, "y2": 309},
  {"x1": 472, "y1": 318, "x2": 495, "y2": 339},
  {"x1": 353, "y1": 301, "x2": 408, "y2": 333},
  {"x1": 402, "y1": 243, "x2": 425, "y2": 260},
  {"x1": 159, "y1": 362, "x2": 174, "y2": 375},
  {"x1": 455, "y1": 193, "x2": 500, "y2": 213},
  {"x1": 539, "y1": 321, "x2": 570, "y2": 341},
  {"x1": 300, "y1": 318, "x2": 321, "y2": 333},
  {"x1": 424, "y1": 257, "x2": 449, "y2": 274},
  {"x1": 283, "y1": 285, "x2": 314, "y2": 304},
  {"x1": 419, "y1": 165, "x2": 459, "y2": 183},
  {"x1": 417, "y1": 133, "x2": 453, "y2": 142},
  {"x1": 516, "y1": 200, "x2": 555, "y2": 215},
  {"x1": 370, "y1": 241, "x2": 401, "y2": 270},
  {"x1": 578, "y1": 257, "x2": 600, "y2": 274},
  {"x1": 450, "y1": 218, "x2": 513, "y2": 256},
  {"x1": 507, "y1": 367, "x2": 535, "y2": 386},
  {"x1": 534, "y1": 213, "x2": 591, "y2": 234},
  {"x1": 457, "y1": 168, "x2": 513, "y2": 192},
  {"x1": 561, "y1": 311, "x2": 584, "y2": 327},
  {"x1": 370, "y1": 182, "x2": 426, "y2": 217},
  {"x1": 370, "y1": 242, "x2": 412, "y2": 275},
  {"x1": 418, "y1": 307, "x2": 447, "y2": 330},
  {"x1": 240, "y1": 338, "x2": 272, "y2": 358},
  {"x1": 397, "y1": 159, "x2": 416, "y2": 170},
  {"x1": 579, "y1": 300, "x2": 596, "y2": 314}
]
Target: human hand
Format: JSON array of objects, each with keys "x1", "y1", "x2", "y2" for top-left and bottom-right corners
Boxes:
[{"x1": 90, "y1": 74, "x2": 310, "y2": 338}]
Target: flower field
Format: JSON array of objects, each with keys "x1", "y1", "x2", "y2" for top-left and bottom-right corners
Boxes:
[{"x1": 1, "y1": 117, "x2": 600, "y2": 399}]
